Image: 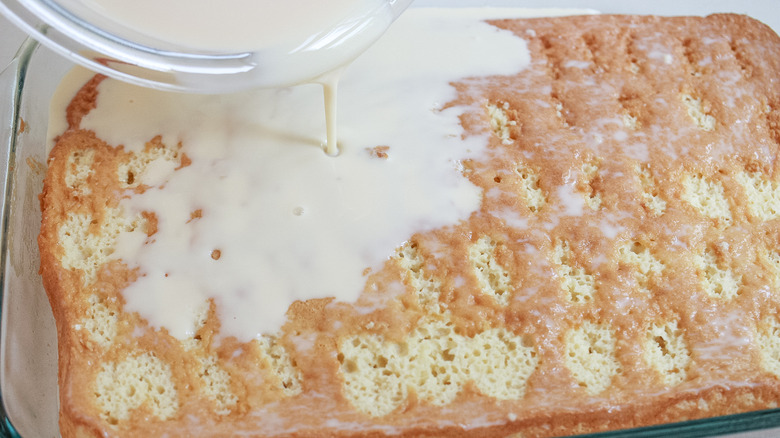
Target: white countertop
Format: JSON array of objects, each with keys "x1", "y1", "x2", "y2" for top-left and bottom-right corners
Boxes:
[{"x1": 2, "y1": 2, "x2": 780, "y2": 437}]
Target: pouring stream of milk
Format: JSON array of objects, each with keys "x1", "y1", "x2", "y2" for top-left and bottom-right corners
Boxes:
[
  {"x1": 59, "y1": 0, "x2": 412, "y2": 153},
  {"x1": 319, "y1": 71, "x2": 344, "y2": 156}
]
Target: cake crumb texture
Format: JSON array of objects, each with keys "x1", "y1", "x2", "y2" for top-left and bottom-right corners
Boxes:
[{"x1": 38, "y1": 13, "x2": 780, "y2": 437}]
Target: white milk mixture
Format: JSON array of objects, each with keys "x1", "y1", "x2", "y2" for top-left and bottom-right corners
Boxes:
[
  {"x1": 58, "y1": 0, "x2": 408, "y2": 90},
  {"x1": 71, "y1": 0, "x2": 395, "y2": 52},
  {"x1": 49, "y1": 8, "x2": 589, "y2": 342}
]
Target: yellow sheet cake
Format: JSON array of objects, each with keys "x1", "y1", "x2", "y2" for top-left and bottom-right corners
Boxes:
[{"x1": 38, "y1": 12, "x2": 780, "y2": 437}]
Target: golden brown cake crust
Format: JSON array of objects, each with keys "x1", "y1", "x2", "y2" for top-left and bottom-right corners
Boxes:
[{"x1": 39, "y1": 13, "x2": 780, "y2": 437}]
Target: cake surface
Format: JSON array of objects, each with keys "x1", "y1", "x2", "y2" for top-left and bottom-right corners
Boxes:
[{"x1": 38, "y1": 11, "x2": 780, "y2": 437}]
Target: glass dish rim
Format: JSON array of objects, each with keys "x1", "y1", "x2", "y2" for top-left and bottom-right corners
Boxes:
[
  {"x1": 0, "y1": 36, "x2": 41, "y2": 438},
  {"x1": 3, "y1": 34, "x2": 780, "y2": 438}
]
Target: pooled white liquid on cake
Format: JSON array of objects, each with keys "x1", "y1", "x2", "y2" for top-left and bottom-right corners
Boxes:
[{"x1": 57, "y1": 8, "x2": 593, "y2": 342}]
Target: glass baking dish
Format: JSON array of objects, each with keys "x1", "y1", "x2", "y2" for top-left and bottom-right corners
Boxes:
[{"x1": 4, "y1": 6, "x2": 780, "y2": 438}]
